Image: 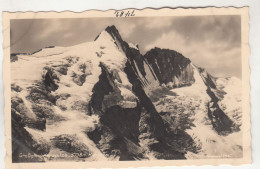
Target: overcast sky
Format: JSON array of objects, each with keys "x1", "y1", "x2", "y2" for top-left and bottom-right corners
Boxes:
[{"x1": 10, "y1": 16, "x2": 241, "y2": 78}]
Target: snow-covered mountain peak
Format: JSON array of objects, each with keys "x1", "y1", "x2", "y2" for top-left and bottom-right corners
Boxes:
[
  {"x1": 95, "y1": 26, "x2": 123, "y2": 46},
  {"x1": 11, "y1": 25, "x2": 243, "y2": 162},
  {"x1": 94, "y1": 30, "x2": 116, "y2": 45}
]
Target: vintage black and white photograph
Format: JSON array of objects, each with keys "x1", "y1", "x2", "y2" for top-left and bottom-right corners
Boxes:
[{"x1": 4, "y1": 8, "x2": 250, "y2": 165}]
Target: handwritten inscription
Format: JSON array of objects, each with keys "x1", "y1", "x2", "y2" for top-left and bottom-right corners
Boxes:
[
  {"x1": 19, "y1": 152, "x2": 91, "y2": 159},
  {"x1": 114, "y1": 10, "x2": 135, "y2": 17}
]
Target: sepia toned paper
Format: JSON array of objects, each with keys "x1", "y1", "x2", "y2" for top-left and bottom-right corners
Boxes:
[{"x1": 2, "y1": 7, "x2": 251, "y2": 168}]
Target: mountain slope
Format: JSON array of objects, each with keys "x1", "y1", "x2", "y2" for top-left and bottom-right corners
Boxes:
[{"x1": 11, "y1": 25, "x2": 242, "y2": 162}]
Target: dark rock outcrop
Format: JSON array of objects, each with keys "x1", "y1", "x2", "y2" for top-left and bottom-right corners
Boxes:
[
  {"x1": 10, "y1": 53, "x2": 29, "y2": 62},
  {"x1": 144, "y1": 48, "x2": 194, "y2": 87},
  {"x1": 43, "y1": 69, "x2": 59, "y2": 91},
  {"x1": 197, "y1": 67, "x2": 235, "y2": 135},
  {"x1": 89, "y1": 62, "x2": 123, "y2": 115},
  {"x1": 206, "y1": 88, "x2": 234, "y2": 135},
  {"x1": 88, "y1": 62, "x2": 145, "y2": 160}
]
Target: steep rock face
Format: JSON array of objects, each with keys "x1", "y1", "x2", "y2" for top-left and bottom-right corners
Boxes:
[
  {"x1": 87, "y1": 63, "x2": 146, "y2": 160},
  {"x1": 87, "y1": 59, "x2": 168, "y2": 160},
  {"x1": 89, "y1": 63, "x2": 123, "y2": 115},
  {"x1": 144, "y1": 48, "x2": 195, "y2": 87},
  {"x1": 87, "y1": 26, "x2": 187, "y2": 160},
  {"x1": 198, "y1": 68, "x2": 235, "y2": 135},
  {"x1": 99, "y1": 26, "x2": 167, "y2": 141},
  {"x1": 104, "y1": 26, "x2": 158, "y2": 89}
]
